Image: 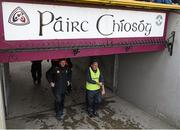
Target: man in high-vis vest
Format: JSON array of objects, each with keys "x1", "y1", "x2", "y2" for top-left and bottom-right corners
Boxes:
[{"x1": 86, "y1": 59, "x2": 105, "y2": 117}]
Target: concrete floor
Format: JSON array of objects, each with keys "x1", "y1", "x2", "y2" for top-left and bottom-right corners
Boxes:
[{"x1": 6, "y1": 61, "x2": 174, "y2": 129}]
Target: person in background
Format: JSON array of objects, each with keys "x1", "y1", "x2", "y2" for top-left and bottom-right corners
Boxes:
[
  {"x1": 51, "y1": 59, "x2": 59, "y2": 68},
  {"x1": 46, "y1": 59, "x2": 71, "y2": 121},
  {"x1": 31, "y1": 60, "x2": 42, "y2": 85},
  {"x1": 85, "y1": 59, "x2": 105, "y2": 117}
]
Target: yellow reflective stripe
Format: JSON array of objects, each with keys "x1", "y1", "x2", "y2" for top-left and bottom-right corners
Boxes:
[{"x1": 86, "y1": 82, "x2": 100, "y2": 90}]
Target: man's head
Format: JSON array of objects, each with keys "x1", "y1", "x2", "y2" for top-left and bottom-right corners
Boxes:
[
  {"x1": 90, "y1": 59, "x2": 98, "y2": 71},
  {"x1": 59, "y1": 59, "x2": 66, "y2": 67}
]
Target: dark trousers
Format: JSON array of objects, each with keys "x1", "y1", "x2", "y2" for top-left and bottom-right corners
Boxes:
[
  {"x1": 67, "y1": 69, "x2": 72, "y2": 93},
  {"x1": 52, "y1": 88, "x2": 65, "y2": 116},
  {"x1": 86, "y1": 90, "x2": 101, "y2": 114},
  {"x1": 31, "y1": 68, "x2": 42, "y2": 83}
]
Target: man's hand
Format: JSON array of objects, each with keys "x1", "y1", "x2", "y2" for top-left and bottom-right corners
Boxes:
[
  {"x1": 101, "y1": 84, "x2": 105, "y2": 96},
  {"x1": 50, "y1": 82, "x2": 55, "y2": 87},
  {"x1": 67, "y1": 81, "x2": 71, "y2": 86},
  {"x1": 99, "y1": 82, "x2": 103, "y2": 86},
  {"x1": 101, "y1": 87, "x2": 105, "y2": 95},
  {"x1": 101, "y1": 89, "x2": 105, "y2": 96}
]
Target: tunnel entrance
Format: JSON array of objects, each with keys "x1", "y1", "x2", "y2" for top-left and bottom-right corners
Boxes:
[{"x1": 5, "y1": 55, "x2": 121, "y2": 129}]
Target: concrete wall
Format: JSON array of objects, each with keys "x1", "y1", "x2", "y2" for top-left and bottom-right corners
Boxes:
[
  {"x1": 0, "y1": 64, "x2": 6, "y2": 129},
  {"x1": 97, "y1": 55, "x2": 115, "y2": 90},
  {"x1": 116, "y1": 12, "x2": 180, "y2": 128},
  {"x1": 2, "y1": 63, "x2": 10, "y2": 115}
]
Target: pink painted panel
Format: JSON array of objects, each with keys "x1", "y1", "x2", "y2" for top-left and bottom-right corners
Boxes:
[{"x1": 0, "y1": 45, "x2": 165, "y2": 62}]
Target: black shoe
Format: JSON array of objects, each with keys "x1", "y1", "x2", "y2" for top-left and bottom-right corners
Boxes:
[
  {"x1": 87, "y1": 112, "x2": 94, "y2": 118},
  {"x1": 93, "y1": 112, "x2": 98, "y2": 117},
  {"x1": 56, "y1": 114, "x2": 63, "y2": 121},
  {"x1": 88, "y1": 113, "x2": 93, "y2": 118},
  {"x1": 56, "y1": 116, "x2": 62, "y2": 121}
]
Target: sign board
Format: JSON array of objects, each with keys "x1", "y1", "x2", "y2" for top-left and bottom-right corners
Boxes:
[
  {"x1": 0, "y1": 1, "x2": 167, "y2": 62},
  {"x1": 2, "y1": 2, "x2": 166, "y2": 41}
]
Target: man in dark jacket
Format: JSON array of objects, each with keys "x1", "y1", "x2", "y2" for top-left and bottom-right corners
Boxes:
[{"x1": 46, "y1": 59, "x2": 71, "y2": 120}]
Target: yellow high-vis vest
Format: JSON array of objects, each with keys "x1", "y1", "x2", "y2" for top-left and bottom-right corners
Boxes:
[{"x1": 86, "y1": 67, "x2": 100, "y2": 91}]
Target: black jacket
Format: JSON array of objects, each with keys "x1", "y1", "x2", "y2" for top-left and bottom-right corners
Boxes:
[{"x1": 46, "y1": 66, "x2": 71, "y2": 94}]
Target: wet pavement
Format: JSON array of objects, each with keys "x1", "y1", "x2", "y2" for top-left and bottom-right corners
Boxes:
[{"x1": 6, "y1": 61, "x2": 174, "y2": 129}]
